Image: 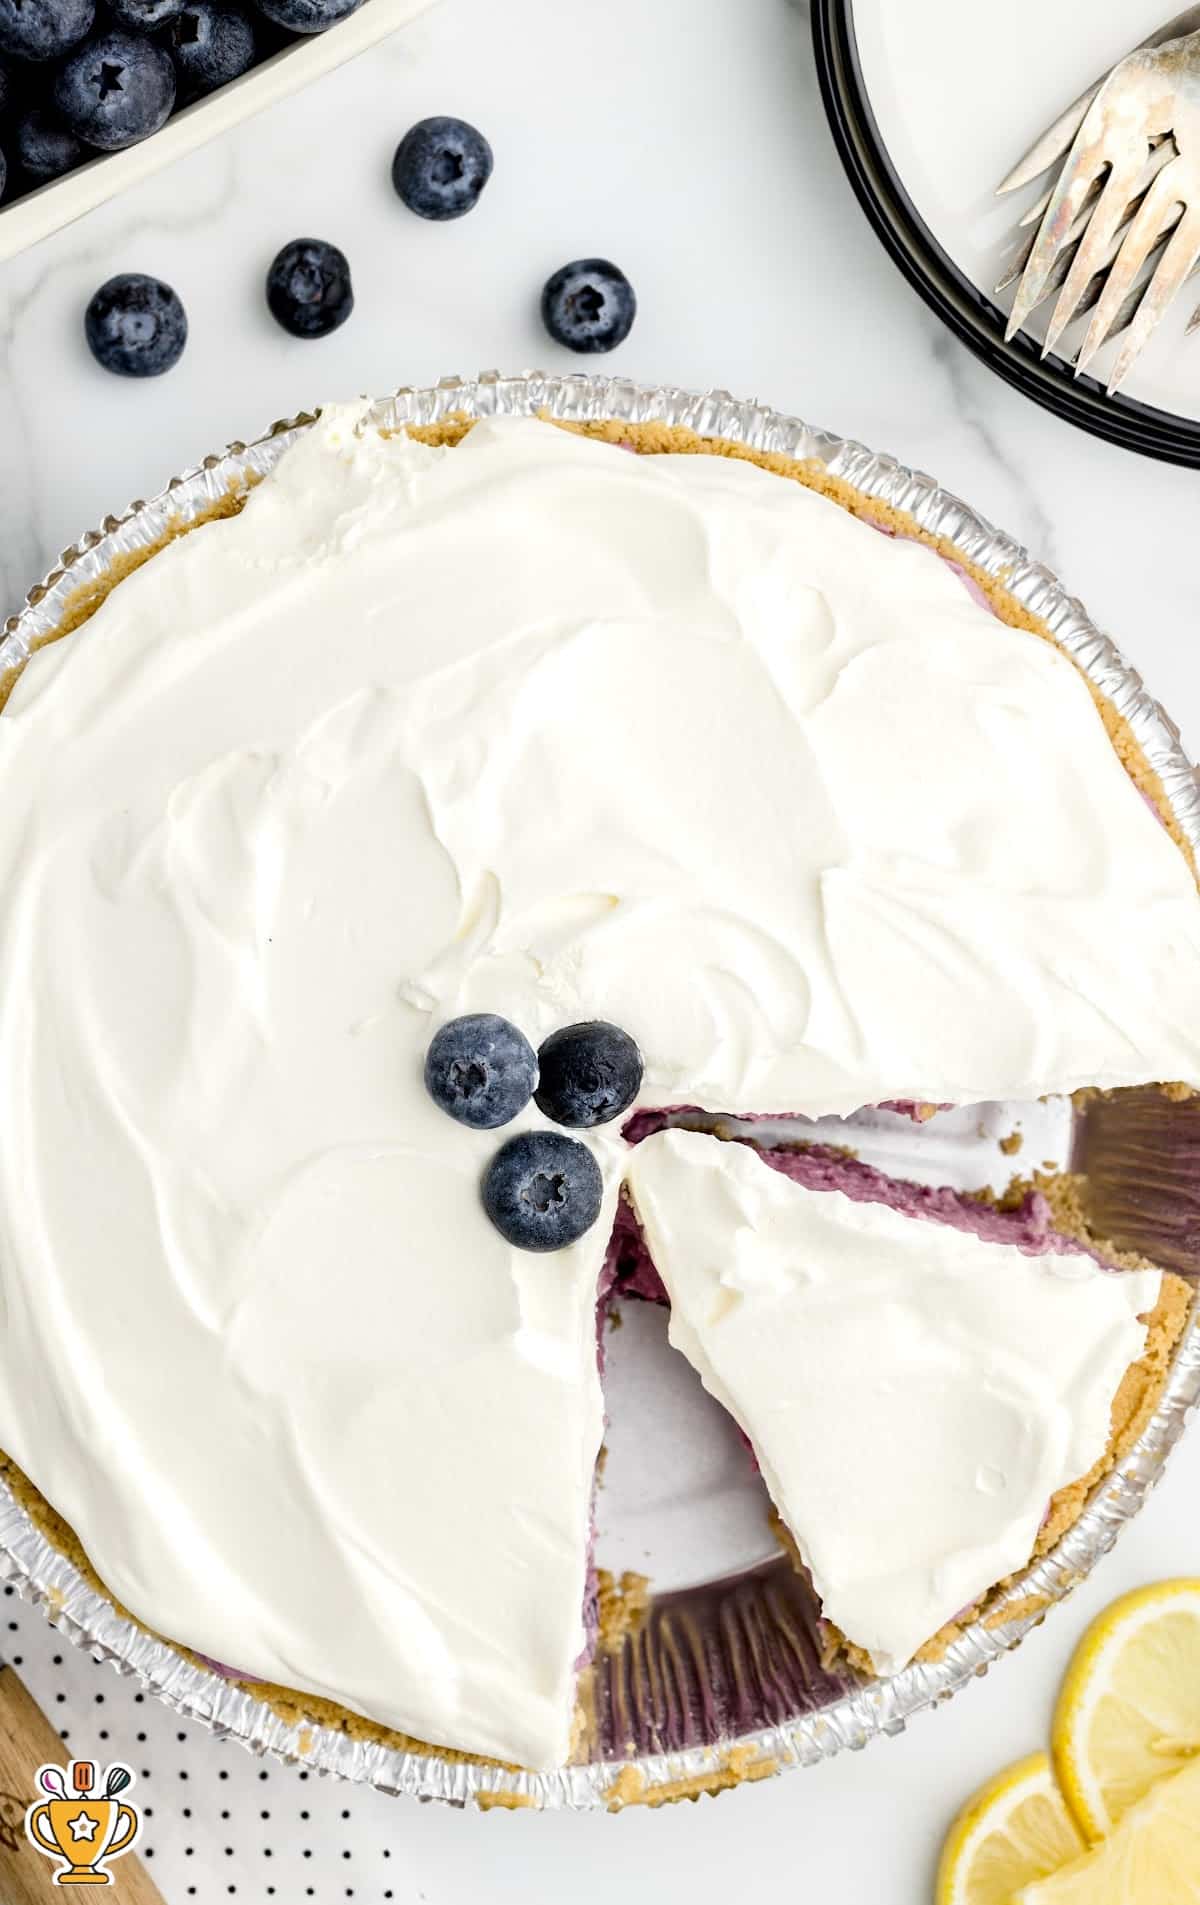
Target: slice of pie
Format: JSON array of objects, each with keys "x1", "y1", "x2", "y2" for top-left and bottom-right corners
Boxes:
[{"x1": 624, "y1": 1128, "x2": 1190, "y2": 1674}]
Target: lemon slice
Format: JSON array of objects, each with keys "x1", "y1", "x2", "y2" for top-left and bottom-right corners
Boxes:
[
  {"x1": 1052, "y1": 1579, "x2": 1200, "y2": 1841},
  {"x1": 1013, "y1": 1754, "x2": 1200, "y2": 1903},
  {"x1": 936, "y1": 1753, "x2": 1085, "y2": 1905}
]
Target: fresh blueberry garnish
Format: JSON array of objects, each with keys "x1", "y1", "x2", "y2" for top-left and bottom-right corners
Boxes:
[
  {"x1": 253, "y1": 0, "x2": 359, "y2": 32},
  {"x1": 541, "y1": 258, "x2": 636, "y2": 355},
  {"x1": 0, "y1": 0, "x2": 93, "y2": 62},
  {"x1": 424, "y1": 1013, "x2": 538, "y2": 1130},
  {"x1": 108, "y1": 0, "x2": 185, "y2": 28},
  {"x1": 534, "y1": 1021, "x2": 643, "y2": 1128},
  {"x1": 482, "y1": 1131, "x2": 604, "y2": 1252},
  {"x1": 265, "y1": 236, "x2": 354, "y2": 339},
  {"x1": 169, "y1": 1, "x2": 255, "y2": 101},
  {"x1": 85, "y1": 274, "x2": 187, "y2": 377},
  {"x1": 14, "y1": 107, "x2": 85, "y2": 183},
  {"x1": 54, "y1": 30, "x2": 175, "y2": 150},
  {"x1": 391, "y1": 115, "x2": 493, "y2": 221}
]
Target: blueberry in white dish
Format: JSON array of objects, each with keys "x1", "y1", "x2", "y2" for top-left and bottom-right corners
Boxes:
[
  {"x1": 482, "y1": 1131, "x2": 603, "y2": 1252},
  {"x1": 541, "y1": 258, "x2": 636, "y2": 354},
  {"x1": 0, "y1": 0, "x2": 92, "y2": 62},
  {"x1": 85, "y1": 273, "x2": 187, "y2": 377},
  {"x1": 266, "y1": 237, "x2": 353, "y2": 338},
  {"x1": 424, "y1": 1013, "x2": 537, "y2": 1130},
  {"x1": 54, "y1": 29, "x2": 175, "y2": 149},
  {"x1": 391, "y1": 115, "x2": 493, "y2": 221},
  {"x1": 169, "y1": 1, "x2": 256, "y2": 101},
  {"x1": 107, "y1": 0, "x2": 185, "y2": 28},
  {"x1": 535, "y1": 1021, "x2": 643, "y2": 1128},
  {"x1": 14, "y1": 106, "x2": 85, "y2": 182},
  {"x1": 253, "y1": 0, "x2": 359, "y2": 32}
]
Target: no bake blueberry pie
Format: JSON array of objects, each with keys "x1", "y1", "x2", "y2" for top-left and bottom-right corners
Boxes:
[{"x1": 0, "y1": 409, "x2": 1195, "y2": 1772}]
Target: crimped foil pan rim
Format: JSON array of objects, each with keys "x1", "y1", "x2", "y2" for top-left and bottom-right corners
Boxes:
[{"x1": 1, "y1": 370, "x2": 1198, "y2": 1811}]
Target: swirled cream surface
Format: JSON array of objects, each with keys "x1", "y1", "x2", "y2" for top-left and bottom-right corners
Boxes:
[
  {"x1": 0, "y1": 409, "x2": 1197, "y2": 1767},
  {"x1": 625, "y1": 1130, "x2": 1160, "y2": 1671}
]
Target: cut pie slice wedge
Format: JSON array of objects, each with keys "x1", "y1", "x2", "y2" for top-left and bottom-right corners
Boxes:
[{"x1": 623, "y1": 1129, "x2": 1176, "y2": 1674}]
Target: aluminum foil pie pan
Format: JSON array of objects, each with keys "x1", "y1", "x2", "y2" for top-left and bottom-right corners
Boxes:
[{"x1": 1, "y1": 371, "x2": 1198, "y2": 1811}]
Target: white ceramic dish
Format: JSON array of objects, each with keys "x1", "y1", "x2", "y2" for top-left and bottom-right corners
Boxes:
[{"x1": 0, "y1": 0, "x2": 436, "y2": 266}]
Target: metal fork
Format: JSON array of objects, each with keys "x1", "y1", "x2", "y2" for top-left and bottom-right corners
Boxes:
[{"x1": 998, "y1": 8, "x2": 1200, "y2": 390}]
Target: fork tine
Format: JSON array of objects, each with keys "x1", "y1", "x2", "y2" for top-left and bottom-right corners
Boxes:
[
  {"x1": 1043, "y1": 149, "x2": 1161, "y2": 356},
  {"x1": 1005, "y1": 106, "x2": 1127, "y2": 340},
  {"x1": 998, "y1": 209, "x2": 1100, "y2": 299},
  {"x1": 1102, "y1": 211, "x2": 1200, "y2": 390},
  {"x1": 997, "y1": 87, "x2": 1101, "y2": 197},
  {"x1": 1100, "y1": 241, "x2": 1190, "y2": 344},
  {"x1": 1038, "y1": 217, "x2": 1144, "y2": 312},
  {"x1": 995, "y1": 228, "x2": 1038, "y2": 295},
  {"x1": 997, "y1": 200, "x2": 1073, "y2": 293},
  {"x1": 1073, "y1": 164, "x2": 1187, "y2": 372},
  {"x1": 1018, "y1": 180, "x2": 1057, "y2": 229}
]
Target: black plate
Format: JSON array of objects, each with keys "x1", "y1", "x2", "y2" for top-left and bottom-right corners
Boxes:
[{"x1": 812, "y1": 0, "x2": 1200, "y2": 467}]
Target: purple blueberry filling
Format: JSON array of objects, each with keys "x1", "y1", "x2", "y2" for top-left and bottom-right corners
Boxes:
[
  {"x1": 576, "y1": 1534, "x2": 602, "y2": 1671},
  {"x1": 608, "y1": 1135, "x2": 1105, "y2": 1318},
  {"x1": 745, "y1": 1143, "x2": 1095, "y2": 1258},
  {"x1": 195, "y1": 1651, "x2": 260, "y2": 1683},
  {"x1": 602, "y1": 1190, "x2": 670, "y2": 1303}
]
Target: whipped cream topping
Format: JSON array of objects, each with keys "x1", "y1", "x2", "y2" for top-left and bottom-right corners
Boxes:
[
  {"x1": 0, "y1": 406, "x2": 1195, "y2": 1767},
  {"x1": 625, "y1": 1130, "x2": 1160, "y2": 1671}
]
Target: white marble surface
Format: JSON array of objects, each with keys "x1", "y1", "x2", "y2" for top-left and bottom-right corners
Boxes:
[{"x1": 0, "y1": 0, "x2": 1198, "y2": 1900}]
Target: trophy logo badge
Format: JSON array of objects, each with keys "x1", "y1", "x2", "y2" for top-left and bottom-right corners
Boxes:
[{"x1": 24, "y1": 1759, "x2": 140, "y2": 1886}]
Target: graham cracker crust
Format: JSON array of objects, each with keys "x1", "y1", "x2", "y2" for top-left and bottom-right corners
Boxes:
[
  {"x1": 0, "y1": 411, "x2": 1196, "y2": 1780},
  {"x1": 603, "y1": 1745, "x2": 780, "y2": 1811},
  {"x1": 595, "y1": 1569, "x2": 652, "y2": 1653}
]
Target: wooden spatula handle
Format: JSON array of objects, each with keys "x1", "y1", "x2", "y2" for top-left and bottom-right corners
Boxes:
[{"x1": 0, "y1": 1661, "x2": 167, "y2": 1902}]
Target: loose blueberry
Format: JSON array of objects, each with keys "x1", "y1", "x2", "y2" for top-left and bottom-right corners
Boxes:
[
  {"x1": 391, "y1": 115, "x2": 493, "y2": 222},
  {"x1": 424, "y1": 1013, "x2": 538, "y2": 1130},
  {"x1": 0, "y1": 0, "x2": 92, "y2": 62},
  {"x1": 108, "y1": 0, "x2": 185, "y2": 27},
  {"x1": 85, "y1": 273, "x2": 187, "y2": 377},
  {"x1": 535, "y1": 1021, "x2": 643, "y2": 1128},
  {"x1": 54, "y1": 30, "x2": 175, "y2": 150},
  {"x1": 253, "y1": 0, "x2": 359, "y2": 32},
  {"x1": 482, "y1": 1131, "x2": 603, "y2": 1252},
  {"x1": 14, "y1": 107, "x2": 85, "y2": 183},
  {"x1": 265, "y1": 236, "x2": 353, "y2": 339},
  {"x1": 541, "y1": 257, "x2": 636, "y2": 355},
  {"x1": 169, "y1": 1, "x2": 256, "y2": 100}
]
